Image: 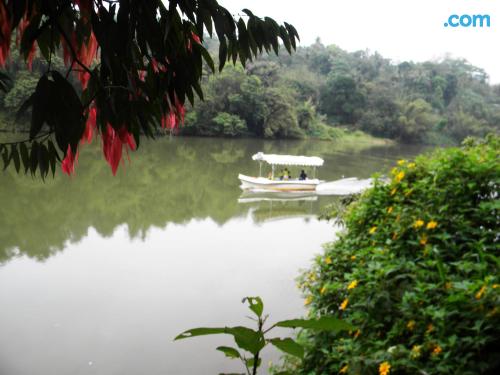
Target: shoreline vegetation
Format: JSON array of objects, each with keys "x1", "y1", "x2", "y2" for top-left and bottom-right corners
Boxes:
[
  {"x1": 0, "y1": 123, "x2": 391, "y2": 144},
  {"x1": 289, "y1": 135, "x2": 500, "y2": 375},
  {"x1": 1, "y1": 40, "x2": 498, "y2": 147}
]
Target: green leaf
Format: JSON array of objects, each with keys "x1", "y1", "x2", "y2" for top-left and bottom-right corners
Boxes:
[
  {"x1": 175, "y1": 326, "x2": 265, "y2": 355},
  {"x1": 31, "y1": 75, "x2": 50, "y2": 140},
  {"x1": 242, "y1": 297, "x2": 264, "y2": 317},
  {"x1": 11, "y1": 144, "x2": 20, "y2": 173},
  {"x1": 19, "y1": 142, "x2": 30, "y2": 174},
  {"x1": 216, "y1": 346, "x2": 241, "y2": 359},
  {"x1": 29, "y1": 141, "x2": 39, "y2": 175},
  {"x1": 39, "y1": 144, "x2": 49, "y2": 179},
  {"x1": 1, "y1": 145, "x2": 9, "y2": 170},
  {"x1": 50, "y1": 71, "x2": 85, "y2": 152},
  {"x1": 230, "y1": 327, "x2": 266, "y2": 355},
  {"x1": 245, "y1": 357, "x2": 261, "y2": 369},
  {"x1": 199, "y1": 44, "x2": 215, "y2": 73},
  {"x1": 269, "y1": 337, "x2": 304, "y2": 359},
  {"x1": 218, "y1": 38, "x2": 227, "y2": 72},
  {"x1": 276, "y1": 316, "x2": 354, "y2": 332},
  {"x1": 47, "y1": 140, "x2": 58, "y2": 177},
  {"x1": 174, "y1": 327, "x2": 227, "y2": 340}
]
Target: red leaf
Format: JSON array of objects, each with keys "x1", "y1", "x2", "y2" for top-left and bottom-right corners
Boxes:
[
  {"x1": 78, "y1": 70, "x2": 91, "y2": 89},
  {"x1": 102, "y1": 124, "x2": 123, "y2": 175},
  {"x1": 26, "y1": 41, "x2": 36, "y2": 71},
  {"x1": 81, "y1": 107, "x2": 97, "y2": 144},
  {"x1": 61, "y1": 144, "x2": 78, "y2": 176},
  {"x1": 118, "y1": 126, "x2": 136, "y2": 151},
  {"x1": 191, "y1": 32, "x2": 201, "y2": 45},
  {"x1": 0, "y1": 2, "x2": 11, "y2": 67}
]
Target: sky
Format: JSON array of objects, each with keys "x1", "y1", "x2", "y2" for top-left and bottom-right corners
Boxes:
[{"x1": 219, "y1": 0, "x2": 500, "y2": 83}]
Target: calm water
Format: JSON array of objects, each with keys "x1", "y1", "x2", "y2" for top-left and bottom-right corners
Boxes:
[{"x1": 0, "y1": 137, "x2": 427, "y2": 375}]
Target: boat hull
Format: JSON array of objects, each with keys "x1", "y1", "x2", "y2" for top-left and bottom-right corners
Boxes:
[{"x1": 238, "y1": 174, "x2": 320, "y2": 192}]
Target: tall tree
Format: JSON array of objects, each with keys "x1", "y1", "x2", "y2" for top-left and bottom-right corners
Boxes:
[{"x1": 0, "y1": 0, "x2": 298, "y2": 176}]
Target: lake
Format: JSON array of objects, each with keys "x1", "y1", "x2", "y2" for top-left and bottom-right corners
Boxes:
[{"x1": 0, "y1": 136, "x2": 427, "y2": 375}]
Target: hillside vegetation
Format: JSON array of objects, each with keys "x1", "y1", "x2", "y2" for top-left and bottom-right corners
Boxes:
[{"x1": 1, "y1": 40, "x2": 499, "y2": 144}]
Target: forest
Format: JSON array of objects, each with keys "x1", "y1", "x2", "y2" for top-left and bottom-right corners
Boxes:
[{"x1": 1, "y1": 38, "x2": 499, "y2": 145}]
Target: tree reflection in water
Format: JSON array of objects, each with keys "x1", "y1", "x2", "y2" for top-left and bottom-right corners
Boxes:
[{"x1": 0, "y1": 136, "x2": 426, "y2": 263}]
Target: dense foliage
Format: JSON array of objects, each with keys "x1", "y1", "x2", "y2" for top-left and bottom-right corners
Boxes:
[
  {"x1": 180, "y1": 40, "x2": 499, "y2": 143},
  {"x1": 3, "y1": 39, "x2": 499, "y2": 146},
  {"x1": 0, "y1": 0, "x2": 298, "y2": 176},
  {"x1": 296, "y1": 135, "x2": 499, "y2": 374}
]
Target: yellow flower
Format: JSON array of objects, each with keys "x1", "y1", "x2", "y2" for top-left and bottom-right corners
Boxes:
[
  {"x1": 347, "y1": 280, "x2": 359, "y2": 290},
  {"x1": 394, "y1": 171, "x2": 405, "y2": 183},
  {"x1": 340, "y1": 298, "x2": 349, "y2": 310},
  {"x1": 391, "y1": 167, "x2": 399, "y2": 175},
  {"x1": 308, "y1": 272, "x2": 317, "y2": 281},
  {"x1": 369, "y1": 226, "x2": 377, "y2": 234},
  {"x1": 420, "y1": 235, "x2": 428, "y2": 246},
  {"x1": 413, "y1": 219, "x2": 425, "y2": 229},
  {"x1": 406, "y1": 320, "x2": 416, "y2": 331},
  {"x1": 493, "y1": 284, "x2": 499, "y2": 289},
  {"x1": 411, "y1": 345, "x2": 421, "y2": 359},
  {"x1": 339, "y1": 365, "x2": 348, "y2": 374},
  {"x1": 320, "y1": 286, "x2": 327, "y2": 295},
  {"x1": 353, "y1": 329, "x2": 361, "y2": 338},
  {"x1": 350, "y1": 255, "x2": 356, "y2": 261},
  {"x1": 390, "y1": 188, "x2": 397, "y2": 196},
  {"x1": 408, "y1": 162, "x2": 416, "y2": 169},
  {"x1": 475, "y1": 285, "x2": 487, "y2": 300},
  {"x1": 397, "y1": 159, "x2": 406, "y2": 166},
  {"x1": 379, "y1": 361, "x2": 391, "y2": 375},
  {"x1": 426, "y1": 323, "x2": 434, "y2": 334},
  {"x1": 304, "y1": 296, "x2": 313, "y2": 306},
  {"x1": 432, "y1": 345, "x2": 442, "y2": 356},
  {"x1": 387, "y1": 206, "x2": 393, "y2": 214},
  {"x1": 426, "y1": 220, "x2": 438, "y2": 229},
  {"x1": 325, "y1": 256, "x2": 332, "y2": 265}
]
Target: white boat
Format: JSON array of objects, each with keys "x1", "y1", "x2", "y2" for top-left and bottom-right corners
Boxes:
[{"x1": 239, "y1": 152, "x2": 324, "y2": 192}]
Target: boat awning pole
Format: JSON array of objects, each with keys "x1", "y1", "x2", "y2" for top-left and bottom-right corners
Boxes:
[
  {"x1": 313, "y1": 166, "x2": 316, "y2": 179},
  {"x1": 259, "y1": 162, "x2": 262, "y2": 177},
  {"x1": 271, "y1": 165, "x2": 275, "y2": 179}
]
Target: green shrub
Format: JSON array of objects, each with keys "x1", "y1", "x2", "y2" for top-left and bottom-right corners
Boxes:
[{"x1": 297, "y1": 135, "x2": 499, "y2": 374}]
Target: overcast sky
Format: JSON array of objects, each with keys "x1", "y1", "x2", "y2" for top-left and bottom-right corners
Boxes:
[{"x1": 219, "y1": 0, "x2": 500, "y2": 83}]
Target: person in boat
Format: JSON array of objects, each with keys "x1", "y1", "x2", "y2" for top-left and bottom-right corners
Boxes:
[
  {"x1": 279, "y1": 169, "x2": 284, "y2": 180},
  {"x1": 299, "y1": 170, "x2": 307, "y2": 180},
  {"x1": 283, "y1": 168, "x2": 290, "y2": 180}
]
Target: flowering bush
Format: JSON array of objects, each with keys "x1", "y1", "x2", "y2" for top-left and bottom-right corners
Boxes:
[{"x1": 297, "y1": 135, "x2": 499, "y2": 374}]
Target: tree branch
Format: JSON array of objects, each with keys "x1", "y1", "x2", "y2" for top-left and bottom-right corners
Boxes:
[{"x1": 55, "y1": 20, "x2": 94, "y2": 77}]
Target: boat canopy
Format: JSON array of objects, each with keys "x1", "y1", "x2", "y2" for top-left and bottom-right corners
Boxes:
[{"x1": 252, "y1": 152, "x2": 324, "y2": 167}]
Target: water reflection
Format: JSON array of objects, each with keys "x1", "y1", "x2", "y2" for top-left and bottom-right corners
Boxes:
[
  {"x1": 0, "y1": 137, "x2": 426, "y2": 264},
  {"x1": 0, "y1": 137, "x2": 428, "y2": 375}
]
